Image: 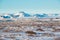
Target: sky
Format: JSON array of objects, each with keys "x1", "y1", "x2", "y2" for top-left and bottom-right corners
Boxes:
[{"x1": 0, "y1": 0, "x2": 60, "y2": 14}]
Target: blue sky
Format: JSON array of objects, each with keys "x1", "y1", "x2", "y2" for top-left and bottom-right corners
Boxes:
[{"x1": 0, "y1": 0, "x2": 60, "y2": 14}]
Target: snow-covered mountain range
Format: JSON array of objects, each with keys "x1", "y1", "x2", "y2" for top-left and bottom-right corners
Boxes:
[{"x1": 0, "y1": 11, "x2": 60, "y2": 20}]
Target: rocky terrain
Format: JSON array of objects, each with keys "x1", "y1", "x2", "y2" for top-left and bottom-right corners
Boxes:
[{"x1": 0, "y1": 18, "x2": 60, "y2": 40}]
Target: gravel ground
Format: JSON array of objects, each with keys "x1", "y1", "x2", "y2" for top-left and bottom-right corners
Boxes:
[{"x1": 0, "y1": 20, "x2": 60, "y2": 40}]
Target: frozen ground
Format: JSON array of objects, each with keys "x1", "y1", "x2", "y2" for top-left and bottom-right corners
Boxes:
[
  {"x1": 0, "y1": 26, "x2": 60, "y2": 40},
  {"x1": 0, "y1": 20, "x2": 60, "y2": 40}
]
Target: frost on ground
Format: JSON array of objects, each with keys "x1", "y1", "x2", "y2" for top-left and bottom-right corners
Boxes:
[{"x1": 0, "y1": 19, "x2": 60, "y2": 40}]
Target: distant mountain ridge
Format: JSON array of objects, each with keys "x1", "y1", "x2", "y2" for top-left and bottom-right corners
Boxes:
[{"x1": 0, "y1": 11, "x2": 60, "y2": 20}]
